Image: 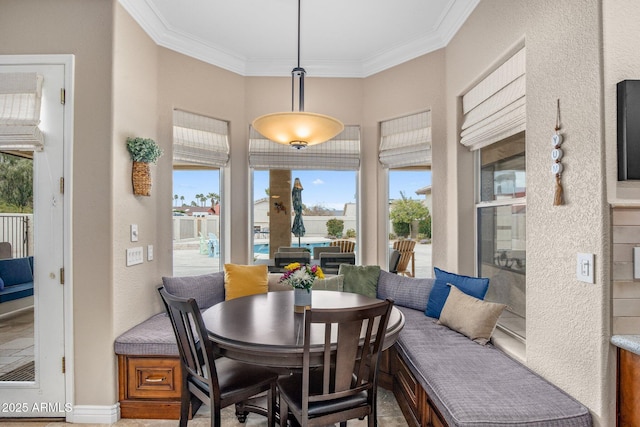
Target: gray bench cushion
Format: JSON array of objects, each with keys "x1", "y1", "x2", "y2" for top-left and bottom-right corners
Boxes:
[
  {"x1": 114, "y1": 313, "x2": 178, "y2": 356},
  {"x1": 395, "y1": 307, "x2": 592, "y2": 427}
]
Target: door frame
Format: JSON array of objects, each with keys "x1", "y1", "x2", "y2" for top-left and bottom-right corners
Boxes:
[{"x1": 0, "y1": 54, "x2": 75, "y2": 419}]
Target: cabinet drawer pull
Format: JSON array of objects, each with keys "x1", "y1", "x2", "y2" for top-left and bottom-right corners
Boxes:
[{"x1": 145, "y1": 376, "x2": 166, "y2": 383}]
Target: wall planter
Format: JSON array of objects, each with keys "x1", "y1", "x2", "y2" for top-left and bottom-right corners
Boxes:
[{"x1": 126, "y1": 137, "x2": 163, "y2": 197}]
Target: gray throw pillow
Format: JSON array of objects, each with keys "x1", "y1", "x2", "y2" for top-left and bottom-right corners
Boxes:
[
  {"x1": 162, "y1": 272, "x2": 225, "y2": 310},
  {"x1": 437, "y1": 284, "x2": 507, "y2": 345},
  {"x1": 377, "y1": 270, "x2": 434, "y2": 311}
]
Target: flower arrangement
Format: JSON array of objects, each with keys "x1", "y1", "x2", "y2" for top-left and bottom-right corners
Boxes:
[
  {"x1": 126, "y1": 137, "x2": 164, "y2": 164},
  {"x1": 279, "y1": 262, "x2": 324, "y2": 292}
]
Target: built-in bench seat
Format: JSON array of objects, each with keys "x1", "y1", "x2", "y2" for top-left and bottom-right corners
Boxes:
[
  {"x1": 376, "y1": 271, "x2": 592, "y2": 427},
  {"x1": 115, "y1": 268, "x2": 592, "y2": 425}
]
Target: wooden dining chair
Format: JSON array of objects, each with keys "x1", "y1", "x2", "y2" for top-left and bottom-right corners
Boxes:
[
  {"x1": 158, "y1": 287, "x2": 278, "y2": 427},
  {"x1": 277, "y1": 298, "x2": 394, "y2": 427},
  {"x1": 393, "y1": 240, "x2": 416, "y2": 277}
]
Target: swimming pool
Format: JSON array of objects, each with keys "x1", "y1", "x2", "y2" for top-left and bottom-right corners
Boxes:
[{"x1": 253, "y1": 241, "x2": 331, "y2": 255}]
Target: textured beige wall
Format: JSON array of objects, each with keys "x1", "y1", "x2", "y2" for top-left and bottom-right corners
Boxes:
[
  {"x1": 112, "y1": 4, "x2": 163, "y2": 335},
  {"x1": 446, "y1": 1, "x2": 612, "y2": 425},
  {"x1": 361, "y1": 52, "x2": 445, "y2": 267},
  {"x1": 0, "y1": 0, "x2": 116, "y2": 406}
]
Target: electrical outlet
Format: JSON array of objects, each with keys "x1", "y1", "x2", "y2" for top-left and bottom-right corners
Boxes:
[
  {"x1": 126, "y1": 247, "x2": 144, "y2": 266},
  {"x1": 147, "y1": 245, "x2": 153, "y2": 261}
]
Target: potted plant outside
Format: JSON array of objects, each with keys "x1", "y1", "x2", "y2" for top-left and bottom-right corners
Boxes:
[{"x1": 126, "y1": 137, "x2": 163, "y2": 196}]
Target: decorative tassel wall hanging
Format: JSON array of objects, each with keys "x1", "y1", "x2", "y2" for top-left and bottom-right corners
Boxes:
[{"x1": 551, "y1": 99, "x2": 565, "y2": 205}]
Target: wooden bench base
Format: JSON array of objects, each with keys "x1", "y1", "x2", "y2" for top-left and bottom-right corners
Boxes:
[
  {"x1": 388, "y1": 347, "x2": 447, "y2": 427},
  {"x1": 117, "y1": 354, "x2": 200, "y2": 419}
]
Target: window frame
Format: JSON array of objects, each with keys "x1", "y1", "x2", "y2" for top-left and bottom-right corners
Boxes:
[{"x1": 474, "y1": 136, "x2": 526, "y2": 342}]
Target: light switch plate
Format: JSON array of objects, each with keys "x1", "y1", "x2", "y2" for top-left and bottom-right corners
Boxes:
[
  {"x1": 576, "y1": 253, "x2": 594, "y2": 284},
  {"x1": 147, "y1": 245, "x2": 153, "y2": 261},
  {"x1": 130, "y1": 224, "x2": 139, "y2": 242},
  {"x1": 126, "y1": 247, "x2": 143, "y2": 266}
]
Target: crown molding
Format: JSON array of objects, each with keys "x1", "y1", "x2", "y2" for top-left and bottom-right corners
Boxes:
[{"x1": 118, "y1": 0, "x2": 479, "y2": 78}]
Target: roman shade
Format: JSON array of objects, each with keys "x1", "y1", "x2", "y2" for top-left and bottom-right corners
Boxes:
[
  {"x1": 379, "y1": 111, "x2": 431, "y2": 168},
  {"x1": 173, "y1": 109, "x2": 229, "y2": 167},
  {"x1": 460, "y1": 47, "x2": 526, "y2": 151},
  {"x1": 0, "y1": 72, "x2": 44, "y2": 151},
  {"x1": 249, "y1": 125, "x2": 360, "y2": 170}
]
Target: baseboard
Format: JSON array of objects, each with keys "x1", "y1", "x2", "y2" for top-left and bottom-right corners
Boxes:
[{"x1": 66, "y1": 404, "x2": 120, "y2": 424}]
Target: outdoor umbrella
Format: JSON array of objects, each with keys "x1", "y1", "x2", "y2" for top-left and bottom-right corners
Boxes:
[{"x1": 291, "y1": 177, "x2": 305, "y2": 248}]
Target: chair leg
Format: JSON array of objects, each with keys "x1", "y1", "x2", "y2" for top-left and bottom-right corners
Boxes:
[
  {"x1": 212, "y1": 406, "x2": 222, "y2": 427},
  {"x1": 179, "y1": 378, "x2": 190, "y2": 427},
  {"x1": 235, "y1": 402, "x2": 248, "y2": 423},
  {"x1": 279, "y1": 397, "x2": 289, "y2": 427},
  {"x1": 268, "y1": 383, "x2": 276, "y2": 427}
]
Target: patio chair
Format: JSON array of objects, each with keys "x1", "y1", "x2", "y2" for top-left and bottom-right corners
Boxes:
[
  {"x1": 319, "y1": 252, "x2": 355, "y2": 275},
  {"x1": 393, "y1": 240, "x2": 416, "y2": 277},
  {"x1": 274, "y1": 251, "x2": 311, "y2": 270},
  {"x1": 158, "y1": 287, "x2": 277, "y2": 427},
  {"x1": 329, "y1": 239, "x2": 355, "y2": 253},
  {"x1": 312, "y1": 245, "x2": 340, "y2": 260},
  {"x1": 388, "y1": 249, "x2": 401, "y2": 274},
  {"x1": 198, "y1": 232, "x2": 209, "y2": 255},
  {"x1": 277, "y1": 299, "x2": 394, "y2": 427}
]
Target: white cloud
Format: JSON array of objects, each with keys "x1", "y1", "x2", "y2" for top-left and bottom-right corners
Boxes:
[{"x1": 312, "y1": 179, "x2": 324, "y2": 185}]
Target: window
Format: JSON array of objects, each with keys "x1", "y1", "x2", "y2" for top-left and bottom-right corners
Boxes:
[
  {"x1": 252, "y1": 169, "x2": 357, "y2": 262},
  {"x1": 249, "y1": 126, "x2": 360, "y2": 263},
  {"x1": 172, "y1": 110, "x2": 229, "y2": 276},
  {"x1": 460, "y1": 47, "x2": 526, "y2": 340},
  {"x1": 379, "y1": 111, "x2": 432, "y2": 277},
  {"x1": 476, "y1": 132, "x2": 526, "y2": 339}
]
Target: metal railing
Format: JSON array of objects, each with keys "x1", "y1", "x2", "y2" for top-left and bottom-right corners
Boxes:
[{"x1": 0, "y1": 215, "x2": 29, "y2": 258}]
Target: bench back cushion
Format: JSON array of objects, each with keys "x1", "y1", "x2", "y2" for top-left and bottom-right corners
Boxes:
[
  {"x1": 377, "y1": 270, "x2": 434, "y2": 312},
  {"x1": 162, "y1": 272, "x2": 225, "y2": 310},
  {"x1": 0, "y1": 257, "x2": 33, "y2": 287}
]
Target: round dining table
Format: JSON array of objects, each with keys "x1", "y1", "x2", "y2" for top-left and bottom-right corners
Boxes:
[{"x1": 202, "y1": 290, "x2": 405, "y2": 369}]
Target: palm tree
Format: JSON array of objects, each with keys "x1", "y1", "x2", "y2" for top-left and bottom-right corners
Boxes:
[
  {"x1": 195, "y1": 193, "x2": 204, "y2": 207},
  {"x1": 199, "y1": 195, "x2": 207, "y2": 207},
  {"x1": 180, "y1": 195, "x2": 185, "y2": 206},
  {"x1": 173, "y1": 194, "x2": 178, "y2": 207},
  {"x1": 207, "y1": 192, "x2": 220, "y2": 207}
]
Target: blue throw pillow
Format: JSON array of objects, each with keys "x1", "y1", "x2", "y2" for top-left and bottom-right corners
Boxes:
[
  {"x1": 0, "y1": 257, "x2": 33, "y2": 287},
  {"x1": 425, "y1": 267, "x2": 489, "y2": 318}
]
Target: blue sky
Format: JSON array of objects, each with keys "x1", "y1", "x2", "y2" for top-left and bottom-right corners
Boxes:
[{"x1": 173, "y1": 169, "x2": 431, "y2": 210}]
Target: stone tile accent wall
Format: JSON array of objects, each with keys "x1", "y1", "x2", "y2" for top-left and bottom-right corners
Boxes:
[{"x1": 612, "y1": 208, "x2": 640, "y2": 334}]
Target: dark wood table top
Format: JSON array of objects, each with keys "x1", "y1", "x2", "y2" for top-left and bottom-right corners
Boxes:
[{"x1": 202, "y1": 290, "x2": 405, "y2": 368}]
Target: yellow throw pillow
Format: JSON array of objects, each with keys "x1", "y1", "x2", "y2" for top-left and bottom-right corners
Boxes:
[{"x1": 224, "y1": 264, "x2": 268, "y2": 300}]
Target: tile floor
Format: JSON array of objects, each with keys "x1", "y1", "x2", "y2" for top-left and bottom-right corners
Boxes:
[
  {"x1": 0, "y1": 386, "x2": 407, "y2": 426},
  {"x1": 0, "y1": 308, "x2": 34, "y2": 378}
]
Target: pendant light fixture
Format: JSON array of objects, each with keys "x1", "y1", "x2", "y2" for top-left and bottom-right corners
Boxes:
[{"x1": 251, "y1": 0, "x2": 344, "y2": 150}]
